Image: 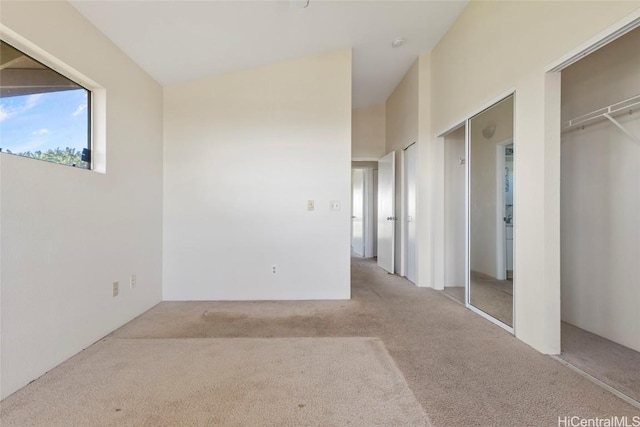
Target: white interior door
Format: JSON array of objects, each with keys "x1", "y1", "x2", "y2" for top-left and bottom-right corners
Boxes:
[
  {"x1": 404, "y1": 144, "x2": 417, "y2": 283},
  {"x1": 377, "y1": 151, "x2": 395, "y2": 273},
  {"x1": 372, "y1": 169, "x2": 378, "y2": 257},
  {"x1": 351, "y1": 168, "x2": 365, "y2": 256}
]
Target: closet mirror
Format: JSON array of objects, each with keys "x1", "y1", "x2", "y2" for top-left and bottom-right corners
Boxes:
[{"x1": 468, "y1": 94, "x2": 514, "y2": 328}]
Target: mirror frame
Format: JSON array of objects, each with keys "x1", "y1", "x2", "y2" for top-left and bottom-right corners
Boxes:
[{"x1": 465, "y1": 92, "x2": 516, "y2": 334}]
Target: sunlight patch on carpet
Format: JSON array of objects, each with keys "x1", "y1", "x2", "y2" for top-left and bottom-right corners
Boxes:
[{"x1": 1, "y1": 337, "x2": 429, "y2": 426}]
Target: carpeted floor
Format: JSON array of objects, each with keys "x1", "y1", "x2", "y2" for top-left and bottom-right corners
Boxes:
[
  {"x1": 0, "y1": 338, "x2": 429, "y2": 426},
  {"x1": 1, "y1": 257, "x2": 638, "y2": 426},
  {"x1": 560, "y1": 322, "x2": 640, "y2": 403}
]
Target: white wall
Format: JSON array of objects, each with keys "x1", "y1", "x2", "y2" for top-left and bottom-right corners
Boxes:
[
  {"x1": 352, "y1": 103, "x2": 386, "y2": 160},
  {"x1": 416, "y1": 53, "x2": 434, "y2": 290},
  {"x1": 444, "y1": 126, "x2": 465, "y2": 287},
  {"x1": 561, "y1": 28, "x2": 640, "y2": 352},
  {"x1": 0, "y1": 1, "x2": 163, "y2": 399},
  {"x1": 386, "y1": 60, "x2": 419, "y2": 154},
  {"x1": 163, "y1": 50, "x2": 352, "y2": 301},
  {"x1": 425, "y1": 1, "x2": 640, "y2": 354},
  {"x1": 386, "y1": 60, "x2": 419, "y2": 277}
]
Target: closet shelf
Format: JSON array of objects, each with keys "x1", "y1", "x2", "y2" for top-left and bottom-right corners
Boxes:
[{"x1": 562, "y1": 94, "x2": 640, "y2": 144}]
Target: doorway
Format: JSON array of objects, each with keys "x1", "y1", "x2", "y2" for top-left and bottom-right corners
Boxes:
[
  {"x1": 351, "y1": 162, "x2": 378, "y2": 258},
  {"x1": 377, "y1": 151, "x2": 395, "y2": 274},
  {"x1": 351, "y1": 168, "x2": 365, "y2": 256}
]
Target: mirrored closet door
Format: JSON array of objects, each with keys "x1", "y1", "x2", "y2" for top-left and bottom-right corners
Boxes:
[{"x1": 467, "y1": 94, "x2": 515, "y2": 330}]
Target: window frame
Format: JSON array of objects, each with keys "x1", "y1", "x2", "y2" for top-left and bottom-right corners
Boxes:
[{"x1": 0, "y1": 32, "x2": 100, "y2": 171}]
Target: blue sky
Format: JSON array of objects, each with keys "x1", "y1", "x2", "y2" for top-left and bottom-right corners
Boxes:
[{"x1": 0, "y1": 89, "x2": 88, "y2": 154}]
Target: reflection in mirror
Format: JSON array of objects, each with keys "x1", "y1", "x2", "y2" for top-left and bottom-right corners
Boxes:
[{"x1": 468, "y1": 94, "x2": 514, "y2": 328}]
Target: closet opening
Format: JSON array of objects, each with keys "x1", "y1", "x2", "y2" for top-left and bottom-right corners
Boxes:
[{"x1": 559, "y1": 25, "x2": 640, "y2": 404}]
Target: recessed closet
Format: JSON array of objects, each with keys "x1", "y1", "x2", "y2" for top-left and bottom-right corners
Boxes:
[{"x1": 560, "y1": 26, "x2": 640, "y2": 400}]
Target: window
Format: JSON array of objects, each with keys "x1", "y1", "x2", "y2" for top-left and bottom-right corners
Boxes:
[{"x1": 0, "y1": 40, "x2": 91, "y2": 169}]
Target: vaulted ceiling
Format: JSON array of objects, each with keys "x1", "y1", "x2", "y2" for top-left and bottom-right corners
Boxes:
[{"x1": 70, "y1": 1, "x2": 467, "y2": 108}]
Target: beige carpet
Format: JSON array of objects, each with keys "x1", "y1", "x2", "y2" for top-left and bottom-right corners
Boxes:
[
  {"x1": 2, "y1": 257, "x2": 638, "y2": 426},
  {"x1": 105, "y1": 257, "x2": 639, "y2": 425},
  {"x1": 0, "y1": 337, "x2": 429, "y2": 426},
  {"x1": 560, "y1": 322, "x2": 640, "y2": 403}
]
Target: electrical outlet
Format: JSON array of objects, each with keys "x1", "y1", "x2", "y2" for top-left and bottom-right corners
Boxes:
[
  {"x1": 130, "y1": 274, "x2": 136, "y2": 289},
  {"x1": 272, "y1": 265, "x2": 278, "y2": 274},
  {"x1": 113, "y1": 281, "x2": 119, "y2": 297},
  {"x1": 330, "y1": 200, "x2": 340, "y2": 211}
]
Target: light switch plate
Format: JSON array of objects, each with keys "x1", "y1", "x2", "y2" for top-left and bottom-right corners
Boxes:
[
  {"x1": 307, "y1": 200, "x2": 314, "y2": 211},
  {"x1": 330, "y1": 200, "x2": 340, "y2": 211}
]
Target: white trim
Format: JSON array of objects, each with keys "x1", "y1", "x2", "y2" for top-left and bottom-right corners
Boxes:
[
  {"x1": 546, "y1": 11, "x2": 640, "y2": 72},
  {"x1": 465, "y1": 118, "x2": 471, "y2": 307},
  {"x1": 511, "y1": 93, "x2": 517, "y2": 334},
  {"x1": 398, "y1": 149, "x2": 405, "y2": 277}
]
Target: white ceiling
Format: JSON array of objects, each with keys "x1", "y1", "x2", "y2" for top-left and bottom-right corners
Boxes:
[{"x1": 70, "y1": 1, "x2": 467, "y2": 108}]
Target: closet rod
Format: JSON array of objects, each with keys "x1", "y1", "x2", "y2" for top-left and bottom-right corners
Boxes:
[{"x1": 562, "y1": 94, "x2": 640, "y2": 139}]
